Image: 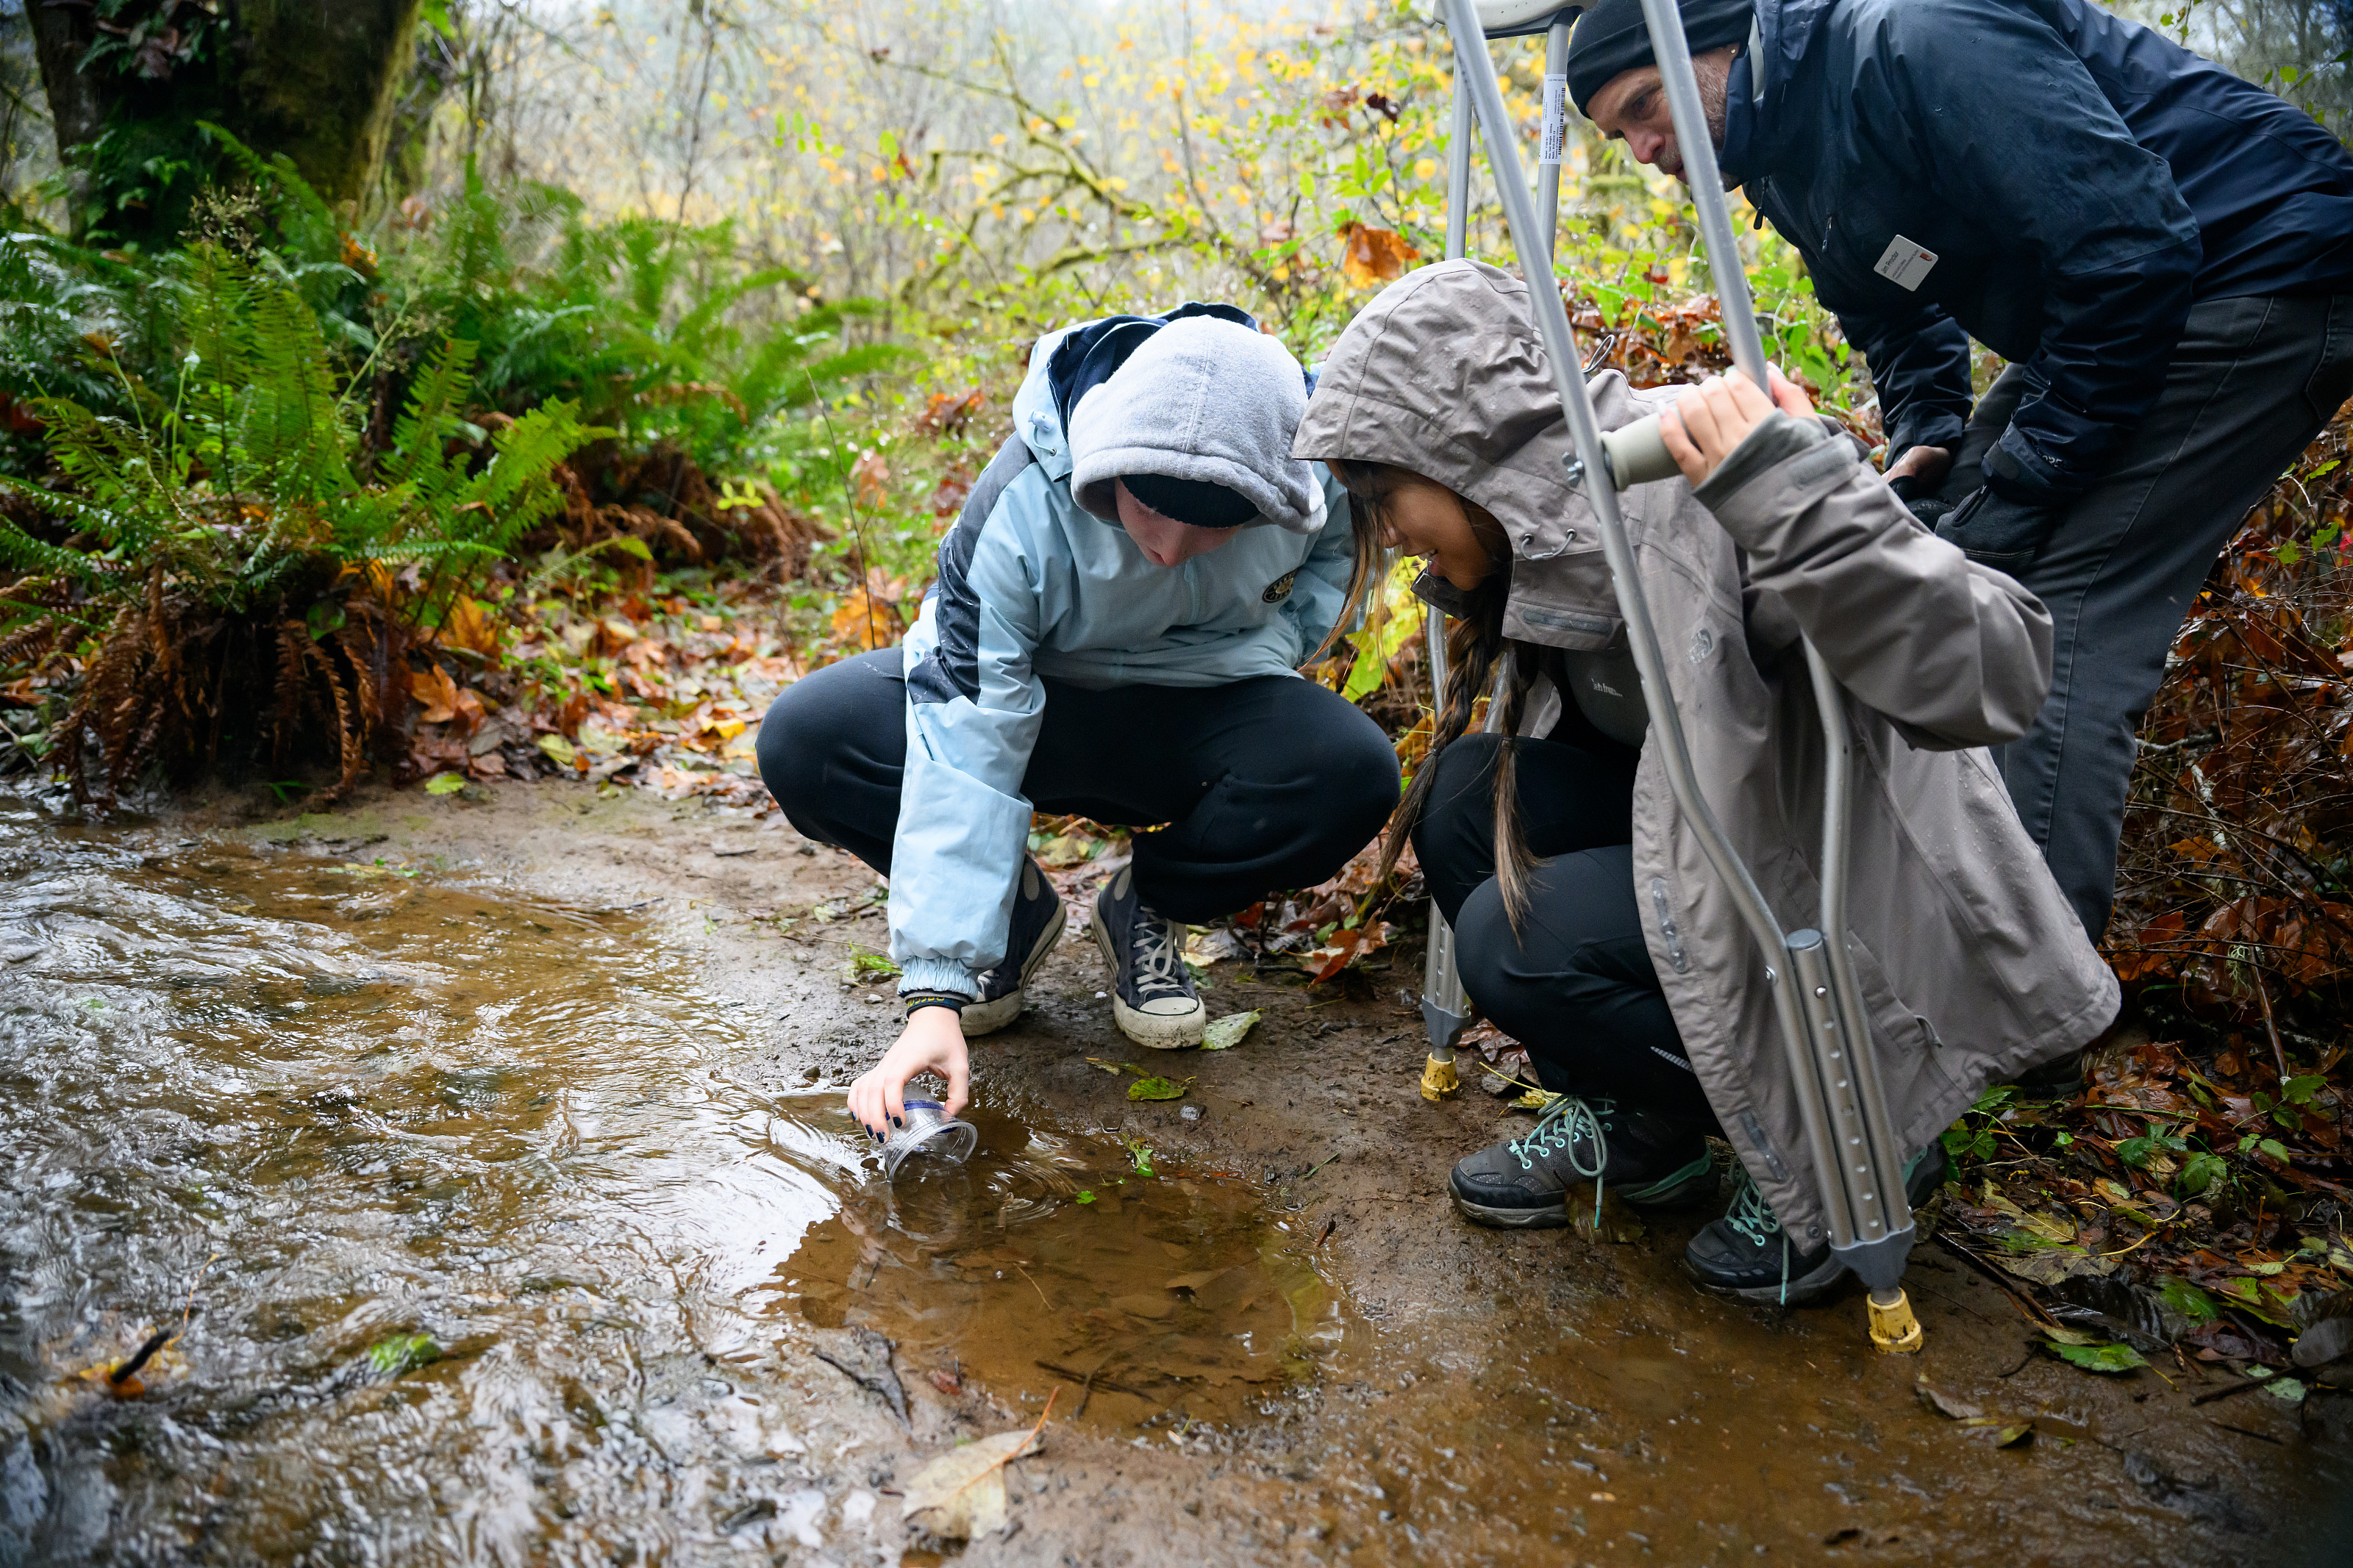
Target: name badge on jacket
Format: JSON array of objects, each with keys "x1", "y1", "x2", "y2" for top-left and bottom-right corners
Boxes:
[{"x1": 1872, "y1": 236, "x2": 1938, "y2": 291}]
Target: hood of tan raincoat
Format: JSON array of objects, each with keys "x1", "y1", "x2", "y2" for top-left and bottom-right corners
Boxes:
[{"x1": 1294, "y1": 258, "x2": 2119, "y2": 1247}]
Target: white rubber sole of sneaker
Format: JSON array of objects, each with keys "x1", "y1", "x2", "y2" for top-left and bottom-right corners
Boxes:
[
  {"x1": 1089, "y1": 901, "x2": 1204, "y2": 1049},
  {"x1": 957, "y1": 899, "x2": 1066, "y2": 1038}
]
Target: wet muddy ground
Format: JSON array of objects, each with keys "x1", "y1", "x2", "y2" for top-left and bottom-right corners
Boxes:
[{"x1": 1, "y1": 776, "x2": 2346, "y2": 1567}]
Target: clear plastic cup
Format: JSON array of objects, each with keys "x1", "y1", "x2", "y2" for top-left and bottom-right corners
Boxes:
[{"x1": 869, "y1": 1098, "x2": 978, "y2": 1181}]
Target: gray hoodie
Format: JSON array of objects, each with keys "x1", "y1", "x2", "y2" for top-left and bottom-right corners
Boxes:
[
  {"x1": 1294, "y1": 259, "x2": 2118, "y2": 1244},
  {"x1": 1068, "y1": 315, "x2": 1326, "y2": 534}
]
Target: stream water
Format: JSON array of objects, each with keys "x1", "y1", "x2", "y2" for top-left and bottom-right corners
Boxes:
[
  {"x1": 3, "y1": 797, "x2": 2346, "y2": 1567},
  {"x1": 0, "y1": 801, "x2": 1338, "y2": 1564}
]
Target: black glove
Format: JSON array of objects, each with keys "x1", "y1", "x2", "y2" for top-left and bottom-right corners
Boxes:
[
  {"x1": 1933, "y1": 485, "x2": 2063, "y2": 575},
  {"x1": 1885, "y1": 471, "x2": 1954, "y2": 530}
]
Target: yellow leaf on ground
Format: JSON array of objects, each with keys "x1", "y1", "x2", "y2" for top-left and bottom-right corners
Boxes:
[
  {"x1": 900, "y1": 1426, "x2": 1042, "y2": 1539},
  {"x1": 441, "y1": 595, "x2": 501, "y2": 656}
]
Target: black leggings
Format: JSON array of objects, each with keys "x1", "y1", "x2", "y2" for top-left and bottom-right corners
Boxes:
[
  {"x1": 1412, "y1": 733, "x2": 1716, "y2": 1130},
  {"x1": 757, "y1": 649, "x2": 1400, "y2": 923}
]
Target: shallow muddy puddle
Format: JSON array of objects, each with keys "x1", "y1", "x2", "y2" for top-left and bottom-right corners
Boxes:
[
  {"x1": 1, "y1": 794, "x2": 2343, "y2": 1567},
  {"x1": 0, "y1": 802, "x2": 1335, "y2": 1563}
]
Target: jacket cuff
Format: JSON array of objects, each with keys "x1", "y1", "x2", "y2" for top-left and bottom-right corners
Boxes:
[
  {"x1": 1885, "y1": 409, "x2": 1965, "y2": 459},
  {"x1": 1988, "y1": 428, "x2": 2079, "y2": 504},
  {"x1": 1693, "y1": 409, "x2": 1831, "y2": 513},
  {"x1": 897, "y1": 956, "x2": 981, "y2": 1000}
]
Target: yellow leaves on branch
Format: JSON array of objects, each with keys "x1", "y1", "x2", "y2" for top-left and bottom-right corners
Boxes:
[{"x1": 1337, "y1": 221, "x2": 1419, "y2": 290}]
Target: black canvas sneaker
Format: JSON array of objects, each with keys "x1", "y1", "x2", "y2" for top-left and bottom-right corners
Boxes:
[
  {"x1": 1088, "y1": 865, "x2": 1205, "y2": 1048},
  {"x1": 956, "y1": 858, "x2": 1065, "y2": 1037}
]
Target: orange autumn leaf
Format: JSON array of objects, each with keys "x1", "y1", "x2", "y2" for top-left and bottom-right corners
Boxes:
[
  {"x1": 830, "y1": 585, "x2": 901, "y2": 651},
  {"x1": 1337, "y1": 222, "x2": 1419, "y2": 290},
  {"x1": 439, "y1": 595, "x2": 501, "y2": 657},
  {"x1": 408, "y1": 665, "x2": 460, "y2": 724}
]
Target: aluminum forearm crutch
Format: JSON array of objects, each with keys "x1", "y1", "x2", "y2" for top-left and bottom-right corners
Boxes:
[
  {"x1": 1418, "y1": 1, "x2": 1582, "y2": 1103},
  {"x1": 1437, "y1": 0, "x2": 1924, "y2": 1351}
]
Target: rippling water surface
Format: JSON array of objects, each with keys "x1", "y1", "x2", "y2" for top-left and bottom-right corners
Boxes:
[{"x1": 0, "y1": 801, "x2": 1336, "y2": 1565}]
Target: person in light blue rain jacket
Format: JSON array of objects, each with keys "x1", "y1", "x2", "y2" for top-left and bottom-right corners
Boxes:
[{"x1": 757, "y1": 304, "x2": 1397, "y2": 1136}]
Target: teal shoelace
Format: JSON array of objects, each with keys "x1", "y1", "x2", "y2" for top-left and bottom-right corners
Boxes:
[
  {"x1": 1721, "y1": 1164, "x2": 1794, "y2": 1305},
  {"x1": 1509, "y1": 1095, "x2": 1614, "y2": 1224}
]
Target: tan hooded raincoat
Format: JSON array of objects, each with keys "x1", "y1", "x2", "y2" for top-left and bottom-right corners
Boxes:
[{"x1": 1295, "y1": 260, "x2": 2119, "y2": 1245}]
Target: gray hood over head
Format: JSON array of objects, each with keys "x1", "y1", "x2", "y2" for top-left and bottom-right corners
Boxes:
[{"x1": 1068, "y1": 315, "x2": 1327, "y2": 536}]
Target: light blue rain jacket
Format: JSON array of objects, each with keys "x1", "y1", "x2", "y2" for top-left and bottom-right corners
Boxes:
[{"x1": 889, "y1": 321, "x2": 1358, "y2": 999}]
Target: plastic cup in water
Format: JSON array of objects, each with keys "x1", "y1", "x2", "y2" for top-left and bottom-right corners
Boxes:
[{"x1": 869, "y1": 1098, "x2": 978, "y2": 1181}]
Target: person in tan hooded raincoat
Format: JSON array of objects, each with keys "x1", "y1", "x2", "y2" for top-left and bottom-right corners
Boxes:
[{"x1": 1294, "y1": 259, "x2": 2119, "y2": 1303}]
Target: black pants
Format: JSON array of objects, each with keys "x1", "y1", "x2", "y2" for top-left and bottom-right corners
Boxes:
[
  {"x1": 756, "y1": 649, "x2": 1401, "y2": 923},
  {"x1": 1413, "y1": 732, "x2": 1715, "y2": 1128},
  {"x1": 1935, "y1": 295, "x2": 2353, "y2": 939}
]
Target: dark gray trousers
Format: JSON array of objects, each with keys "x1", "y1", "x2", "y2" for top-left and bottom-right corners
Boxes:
[{"x1": 1935, "y1": 294, "x2": 2353, "y2": 940}]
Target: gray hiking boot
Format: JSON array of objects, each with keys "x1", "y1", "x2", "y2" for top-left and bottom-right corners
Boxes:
[
  {"x1": 1088, "y1": 865, "x2": 1204, "y2": 1049},
  {"x1": 1683, "y1": 1143, "x2": 1950, "y2": 1305},
  {"x1": 1447, "y1": 1094, "x2": 1715, "y2": 1229},
  {"x1": 958, "y1": 857, "x2": 1065, "y2": 1037}
]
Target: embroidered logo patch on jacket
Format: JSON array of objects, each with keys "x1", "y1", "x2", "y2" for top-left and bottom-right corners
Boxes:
[{"x1": 1262, "y1": 569, "x2": 1299, "y2": 604}]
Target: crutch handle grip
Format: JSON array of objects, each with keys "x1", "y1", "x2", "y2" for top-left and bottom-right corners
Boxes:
[{"x1": 1599, "y1": 414, "x2": 1681, "y2": 490}]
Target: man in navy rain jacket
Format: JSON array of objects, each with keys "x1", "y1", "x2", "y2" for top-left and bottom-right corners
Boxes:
[{"x1": 1569, "y1": 0, "x2": 2353, "y2": 942}]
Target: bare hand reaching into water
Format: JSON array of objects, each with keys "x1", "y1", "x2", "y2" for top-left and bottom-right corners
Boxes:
[
  {"x1": 847, "y1": 1005, "x2": 969, "y2": 1138},
  {"x1": 1657, "y1": 365, "x2": 1816, "y2": 487}
]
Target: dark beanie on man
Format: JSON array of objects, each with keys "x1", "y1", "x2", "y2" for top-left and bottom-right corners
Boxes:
[{"x1": 1565, "y1": 0, "x2": 1754, "y2": 113}]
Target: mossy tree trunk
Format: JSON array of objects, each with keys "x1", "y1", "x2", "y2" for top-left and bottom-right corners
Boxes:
[{"x1": 29, "y1": 1, "x2": 427, "y2": 245}]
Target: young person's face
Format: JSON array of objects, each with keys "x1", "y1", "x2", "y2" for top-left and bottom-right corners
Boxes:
[
  {"x1": 1369, "y1": 472, "x2": 1499, "y2": 592},
  {"x1": 1115, "y1": 479, "x2": 1242, "y2": 568}
]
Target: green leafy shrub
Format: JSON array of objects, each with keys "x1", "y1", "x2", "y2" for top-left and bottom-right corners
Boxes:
[{"x1": 0, "y1": 244, "x2": 596, "y2": 805}]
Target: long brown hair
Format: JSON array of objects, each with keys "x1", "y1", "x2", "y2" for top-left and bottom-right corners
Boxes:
[{"x1": 1328, "y1": 459, "x2": 1543, "y2": 929}]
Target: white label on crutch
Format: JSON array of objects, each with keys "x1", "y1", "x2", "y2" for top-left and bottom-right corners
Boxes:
[
  {"x1": 1540, "y1": 74, "x2": 1567, "y2": 165},
  {"x1": 1871, "y1": 235, "x2": 1939, "y2": 291}
]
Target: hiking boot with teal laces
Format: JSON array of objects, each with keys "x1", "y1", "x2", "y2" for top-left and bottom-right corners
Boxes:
[
  {"x1": 1684, "y1": 1143, "x2": 1951, "y2": 1305},
  {"x1": 1447, "y1": 1095, "x2": 1715, "y2": 1229}
]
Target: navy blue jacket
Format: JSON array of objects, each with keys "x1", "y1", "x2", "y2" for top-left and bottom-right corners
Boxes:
[{"x1": 1721, "y1": 0, "x2": 2353, "y2": 498}]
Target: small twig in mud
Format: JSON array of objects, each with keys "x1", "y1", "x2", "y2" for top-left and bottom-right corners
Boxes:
[
  {"x1": 2209, "y1": 1421, "x2": 2284, "y2": 1445},
  {"x1": 109, "y1": 1325, "x2": 177, "y2": 1387},
  {"x1": 1303, "y1": 1151, "x2": 1343, "y2": 1181},
  {"x1": 1010, "y1": 1260, "x2": 1050, "y2": 1309},
  {"x1": 1935, "y1": 1236, "x2": 2063, "y2": 1328},
  {"x1": 1034, "y1": 1360, "x2": 1154, "y2": 1400},
  {"x1": 2190, "y1": 1377, "x2": 2277, "y2": 1407}
]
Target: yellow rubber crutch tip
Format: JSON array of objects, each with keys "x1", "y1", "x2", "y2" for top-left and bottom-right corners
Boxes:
[
  {"x1": 1868, "y1": 1288, "x2": 1924, "y2": 1354},
  {"x1": 1419, "y1": 1053, "x2": 1461, "y2": 1102}
]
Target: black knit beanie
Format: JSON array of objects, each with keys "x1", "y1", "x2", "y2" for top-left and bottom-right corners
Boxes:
[
  {"x1": 1566, "y1": 0, "x2": 1754, "y2": 114},
  {"x1": 1119, "y1": 471, "x2": 1259, "y2": 529}
]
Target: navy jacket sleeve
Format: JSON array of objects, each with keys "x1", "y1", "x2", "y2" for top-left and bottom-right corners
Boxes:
[
  {"x1": 1835, "y1": 300, "x2": 1974, "y2": 459},
  {"x1": 1862, "y1": 0, "x2": 2202, "y2": 497}
]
